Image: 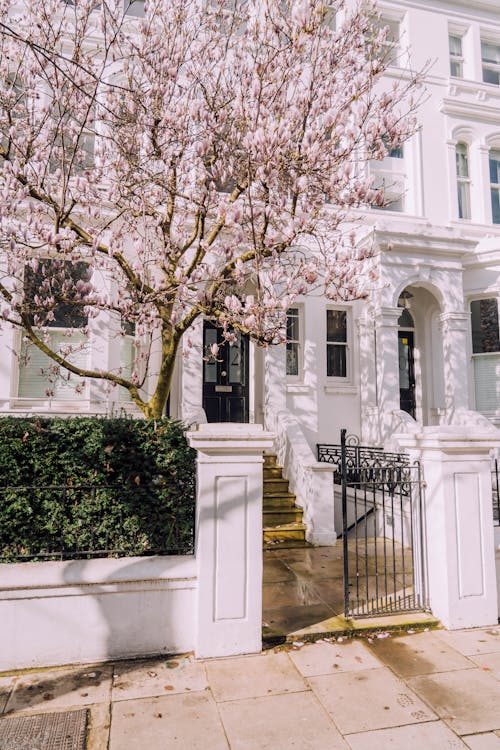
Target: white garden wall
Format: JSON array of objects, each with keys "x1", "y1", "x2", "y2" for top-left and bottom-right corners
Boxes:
[
  {"x1": 495, "y1": 526, "x2": 500, "y2": 621},
  {"x1": 0, "y1": 555, "x2": 196, "y2": 671},
  {"x1": 0, "y1": 423, "x2": 272, "y2": 671}
]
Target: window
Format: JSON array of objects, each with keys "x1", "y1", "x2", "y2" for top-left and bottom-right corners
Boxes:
[
  {"x1": 286, "y1": 307, "x2": 301, "y2": 378},
  {"x1": 371, "y1": 17, "x2": 400, "y2": 66},
  {"x1": 124, "y1": 0, "x2": 145, "y2": 17},
  {"x1": 371, "y1": 137, "x2": 405, "y2": 212},
  {"x1": 471, "y1": 299, "x2": 500, "y2": 354},
  {"x1": 470, "y1": 299, "x2": 500, "y2": 413},
  {"x1": 119, "y1": 321, "x2": 136, "y2": 402},
  {"x1": 489, "y1": 149, "x2": 500, "y2": 224},
  {"x1": 326, "y1": 309, "x2": 348, "y2": 378},
  {"x1": 482, "y1": 40, "x2": 500, "y2": 86},
  {"x1": 456, "y1": 142, "x2": 471, "y2": 220},
  {"x1": 388, "y1": 145, "x2": 403, "y2": 159},
  {"x1": 18, "y1": 261, "x2": 91, "y2": 399},
  {"x1": 449, "y1": 34, "x2": 464, "y2": 78}
]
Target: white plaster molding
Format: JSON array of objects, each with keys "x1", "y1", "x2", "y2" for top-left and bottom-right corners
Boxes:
[
  {"x1": 286, "y1": 383, "x2": 312, "y2": 394},
  {"x1": 323, "y1": 384, "x2": 358, "y2": 395}
]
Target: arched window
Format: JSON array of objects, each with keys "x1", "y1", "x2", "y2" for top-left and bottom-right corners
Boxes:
[{"x1": 456, "y1": 142, "x2": 471, "y2": 220}]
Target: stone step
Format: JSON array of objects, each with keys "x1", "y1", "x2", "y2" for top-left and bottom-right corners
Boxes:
[
  {"x1": 263, "y1": 492, "x2": 297, "y2": 509},
  {"x1": 263, "y1": 466, "x2": 283, "y2": 480},
  {"x1": 263, "y1": 478, "x2": 290, "y2": 494},
  {"x1": 263, "y1": 454, "x2": 278, "y2": 468},
  {"x1": 263, "y1": 522, "x2": 307, "y2": 542},
  {"x1": 263, "y1": 507, "x2": 304, "y2": 526},
  {"x1": 263, "y1": 538, "x2": 312, "y2": 551}
]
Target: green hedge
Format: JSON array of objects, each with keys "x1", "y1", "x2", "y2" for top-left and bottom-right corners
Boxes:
[{"x1": 0, "y1": 417, "x2": 196, "y2": 562}]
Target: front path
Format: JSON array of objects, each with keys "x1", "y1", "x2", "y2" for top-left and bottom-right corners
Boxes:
[{"x1": 1, "y1": 627, "x2": 500, "y2": 748}]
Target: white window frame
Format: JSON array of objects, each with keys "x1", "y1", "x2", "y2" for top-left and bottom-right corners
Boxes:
[
  {"x1": 326, "y1": 306, "x2": 351, "y2": 382},
  {"x1": 456, "y1": 142, "x2": 471, "y2": 220},
  {"x1": 17, "y1": 328, "x2": 90, "y2": 401},
  {"x1": 371, "y1": 15, "x2": 401, "y2": 67},
  {"x1": 286, "y1": 306, "x2": 304, "y2": 382},
  {"x1": 481, "y1": 38, "x2": 500, "y2": 86},
  {"x1": 449, "y1": 34, "x2": 464, "y2": 78},
  {"x1": 469, "y1": 297, "x2": 500, "y2": 415},
  {"x1": 490, "y1": 148, "x2": 500, "y2": 225},
  {"x1": 16, "y1": 260, "x2": 91, "y2": 402}
]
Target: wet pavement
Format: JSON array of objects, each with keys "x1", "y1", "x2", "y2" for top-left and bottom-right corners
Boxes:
[
  {"x1": 2, "y1": 627, "x2": 500, "y2": 748},
  {"x1": 262, "y1": 541, "x2": 425, "y2": 638}
]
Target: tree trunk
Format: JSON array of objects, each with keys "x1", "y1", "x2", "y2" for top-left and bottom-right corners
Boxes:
[{"x1": 141, "y1": 328, "x2": 180, "y2": 420}]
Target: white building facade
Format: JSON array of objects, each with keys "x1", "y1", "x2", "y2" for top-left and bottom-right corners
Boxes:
[{"x1": 1, "y1": 0, "x2": 500, "y2": 465}]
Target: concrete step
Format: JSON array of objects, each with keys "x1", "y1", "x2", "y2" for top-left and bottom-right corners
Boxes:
[
  {"x1": 263, "y1": 492, "x2": 297, "y2": 509},
  {"x1": 263, "y1": 454, "x2": 278, "y2": 468},
  {"x1": 263, "y1": 522, "x2": 307, "y2": 542},
  {"x1": 263, "y1": 478, "x2": 290, "y2": 494},
  {"x1": 263, "y1": 538, "x2": 312, "y2": 551},
  {"x1": 263, "y1": 508, "x2": 304, "y2": 526},
  {"x1": 263, "y1": 466, "x2": 283, "y2": 480}
]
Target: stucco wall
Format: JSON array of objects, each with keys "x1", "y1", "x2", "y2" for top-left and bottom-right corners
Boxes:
[{"x1": 0, "y1": 555, "x2": 197, "y2": 671}]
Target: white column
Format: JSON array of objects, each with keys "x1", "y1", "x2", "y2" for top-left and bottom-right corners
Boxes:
[
  {"x1": 439, "y1": 311, "x2": 470, "y2": 418},
  {"x1": 477, "y1": 144, "x2": 492, "y2": 225},
  {"x1": 181, "y1": 317, "x2": 205, "y2": 424},
  {"x1": 397, "y1": 427, "x2": 499, "y2": 629},
  {"x1": 187, "y1": 423, "x2": 274, "y2": 658},
  {"x1": 263, "y1": 343, "x2": 286, "y2": 432},
  {"x1": 374, "y1": 306, "x2": 401, "y2": 444}
]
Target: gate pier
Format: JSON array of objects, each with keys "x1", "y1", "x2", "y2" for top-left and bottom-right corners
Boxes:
[{"x1": 396, "y1": 426, "x2": 499, "y2": 630}]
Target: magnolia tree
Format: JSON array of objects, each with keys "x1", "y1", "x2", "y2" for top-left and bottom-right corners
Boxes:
[{"x1": 0, "y1": 0, "x2": 421, "y2": 418}]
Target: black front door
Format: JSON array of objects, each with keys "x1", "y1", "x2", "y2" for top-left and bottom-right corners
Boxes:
[
  {"x1": 398, "y1": 331, "x2": 416, "y2": 418},
  {"x1": 202, "y1": 322, "x2": 249, "y2": 423}
]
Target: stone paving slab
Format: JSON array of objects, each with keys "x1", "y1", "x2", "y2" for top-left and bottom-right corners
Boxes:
[
  {"x1": 367, "y1": 631, "x2": 474, "y2": 677},
  {"x1": 262, "y1": 559, "x2": 296, "y2": 583},
  {"x1": 289, "y1": 639, "x2": 383, "y2": 677},
  {"x1": 111, "y1": 655, "x2": 207, "y2": 702},
  {"x1": 263, "y1": 603, "x2": 338, "y2": 635},
  {"x1": 435, "y1": 628, "x2": 500, "y2": 656},
  {"x1": 408, "y1": 668, "x2": 500, "y2": 735},
  {"x1": 345, "y1": 720, "x2": 469, "y2": 749},
  {"x1": 4, "y1": 666, "x2": 112, "y2": 715},
  {"x1": 468, "y1": 652, "x2": 500, "y2": 682},
  {"x1": 109, "y1": 692, "x2": 228, "y2": 750},
  {"x1": 218, "y1": 691, "x2": 349, "y2": 750},
  {"x1": 206, "y1": 651, "x2": 307, "y2": 702},
  {"x1": 308, "y1": 666, "x2": 436, "y2": 734},
  {"x1": 86, "y1": 703, "x2": 110, "y2": 750},
  {"x1": 262, "y1": 580, "x2": 325, "y2": 609},
  {"x1": 464, "y1": 733, "x2": 500, "y2": 750}
]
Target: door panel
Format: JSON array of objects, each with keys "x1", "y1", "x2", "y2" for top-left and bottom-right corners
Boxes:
[
  {"x1": 203, "y1": 322, "x2": 249, "y2": 422},
  {"x1": 398, "y1": 331, "x2": 416, "y2": 418}
]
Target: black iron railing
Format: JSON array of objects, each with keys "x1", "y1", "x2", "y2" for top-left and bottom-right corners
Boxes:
[
  {"x1": 0, "y1": 483, "x2": 195, "y2": 562},
  {"x1": 320, "y1": 431, "x2": 426, "y2": 619},
  {"x1": 317, "y1": 439, "x2": 412, "y2": 495},
  {"x1": 493, "y1": 459, "x2": 500, "y2": 526}
]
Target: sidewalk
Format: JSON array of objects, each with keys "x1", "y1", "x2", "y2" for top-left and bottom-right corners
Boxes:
[{"x1": 1, "y1": 626, "x2": 500, "y2": 749}]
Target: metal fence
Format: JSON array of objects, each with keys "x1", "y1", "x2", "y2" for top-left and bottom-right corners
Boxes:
[
  {"x1": 318, "y1": 431, "x2": 427, "y2": 619},
  {"x1": 0, "y1": 483, "x2": 195, "y2": 562}
]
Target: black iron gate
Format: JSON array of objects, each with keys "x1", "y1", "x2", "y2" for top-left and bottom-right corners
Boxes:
[{"x1": 318, "y1": 430, "x2": 427, "y2": 619}]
